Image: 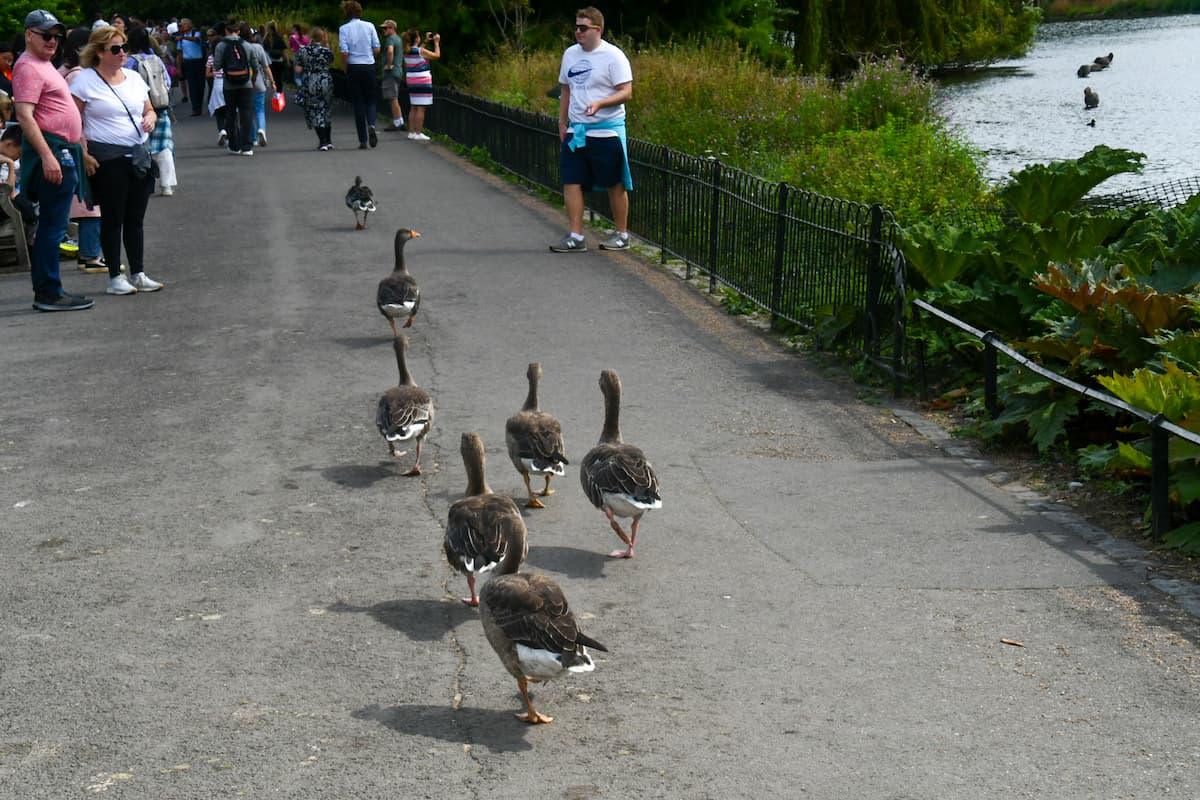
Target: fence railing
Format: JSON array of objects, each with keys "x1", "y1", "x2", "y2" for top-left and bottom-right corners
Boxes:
[
  {"x1": 425, "y1": 88, "x2": 906, "y2": 370},
  {"x1": 914, "y1": 298, "x2": 1200, "y2": 539}
]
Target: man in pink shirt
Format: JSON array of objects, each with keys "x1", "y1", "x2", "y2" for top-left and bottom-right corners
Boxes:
[{"x1": 13, "y1": 9, "x2": 94, "y2": 311}]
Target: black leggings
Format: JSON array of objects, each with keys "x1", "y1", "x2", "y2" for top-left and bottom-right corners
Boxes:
[
  {"x1": 90, "y1": 155, "x2": 154, "y2": 278},
  {"x1": 346, "y1": 64, "x2": 377, "y2": 144}
]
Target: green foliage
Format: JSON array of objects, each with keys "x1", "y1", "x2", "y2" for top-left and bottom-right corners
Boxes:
[
  {"x1": 469, "y1": 46, "x2": 988, "y2": 224},
  {"x1": 720, "y1": 287, "x2": 758, "y2": 316},
  {"x1": 0, "y1": 0, "x2": 81, "y2": 40},
  {"x1": 997, "y1": 146, "x2": 1145, "y2": 226}
]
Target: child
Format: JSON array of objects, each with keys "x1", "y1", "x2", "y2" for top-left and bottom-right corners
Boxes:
[
  {"x1": 0, "y1": 125, "x2": 36, "y2": 237},
  {"x1": 0, "y1": 92, "x2": 13, "y2": 127}
]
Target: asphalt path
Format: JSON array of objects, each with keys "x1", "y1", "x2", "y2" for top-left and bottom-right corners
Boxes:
[{"x1": 1, "y1": 104, "x2": 1198, "y2": 799}]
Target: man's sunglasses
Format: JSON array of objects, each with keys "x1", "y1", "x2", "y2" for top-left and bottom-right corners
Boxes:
[
  {"x1": 574, "y1": 24, "x2": 597, "y2": 32},
  {"x1": 107, "y1": 43, "x2": 129, "y2": 54},
  {"x1": 33, "y1": 30, "x2": 63, "y2": 43}
]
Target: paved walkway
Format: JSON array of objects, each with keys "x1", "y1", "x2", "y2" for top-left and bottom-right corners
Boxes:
[{"x1": 1, "y1": 104, "x2": 1198, "y2": 799}]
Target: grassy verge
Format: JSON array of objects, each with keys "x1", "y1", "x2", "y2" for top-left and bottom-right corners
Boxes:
[{"x1": 466, "y1": 42, "x2": 991, "y2": 225}]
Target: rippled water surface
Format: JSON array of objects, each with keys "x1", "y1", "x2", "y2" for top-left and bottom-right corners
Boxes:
[{"x1": 937, "y1": 14, "x2": 1200, "y2": 193}]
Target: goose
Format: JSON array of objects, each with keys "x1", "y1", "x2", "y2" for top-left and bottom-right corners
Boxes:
[
  {"x1": 1092, "y1": 52, "x2": 1113, "y2": 69},
  {"x1": 505, "y1": 363, "x2": 568, "y2": 509},
  {"x1": 1084, "y1": 87, "x2": 1099, "y2": 110},
  {"x1": 375, "y1": 335, "x2": 434, "y2": 476},
  {"x1": 480, "y1": 556, "x2": 608, "y2": 725},
  {"x1": 444, "y1": 432, "x2": 528, "y2": 607},
  {"x1": 346, "y1": 176, "x2": 376, "y2": 230},
  {"x1": 579, "y1": 370, "x2": 662, "y2": 559},
  {"x1": 377, "y1": 228, "x2": 422, "y2": 335},
  {"x1": 1076, "y1": 64, "x2": 1091, "y2": 78}
]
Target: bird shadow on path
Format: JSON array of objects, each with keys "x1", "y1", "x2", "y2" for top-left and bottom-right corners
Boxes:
[
  {"x1": 352, "y1": 703, "x2": 534, "y2": 753},
  {"x1": 296, "y1": 461, "x2": 397, "y2": 489},
  {"x1": 526, "y1": 545, "x2": 610, "y2": 580},
  {"x1": 328, "y1": 597, "x2": 477, "y2": 641},
  {"x1": 331, "y1": 335, "x2": 390, "y2": 350}
]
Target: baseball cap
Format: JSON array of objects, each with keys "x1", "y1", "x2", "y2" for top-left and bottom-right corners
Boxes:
[
  {"x1": 24, "y1": 10, "x2": 65, "y2": 32},
  {"x1": 380, "y1": 19, "x2": 397, "y2": 28}
]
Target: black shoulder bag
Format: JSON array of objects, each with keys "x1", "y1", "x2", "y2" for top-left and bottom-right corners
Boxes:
[{"x1": 94, "y1": 67, "x2": 158, "y2": 179}]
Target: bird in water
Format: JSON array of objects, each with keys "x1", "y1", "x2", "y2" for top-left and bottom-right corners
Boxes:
[
  {"x1": 580, "y1": 370, "x2": 662, "y2": 559},
  {"x1": 444, "y1": 433, "x2": 527, "y2": 607},
  {"x1": 377, "y1": 228, "x2": 422, "y2": 335},
  {"x1": 1084, "y1": 87, "x2": 1099, "y2": 110},
  {"x1": 506, "y1": 363, "x2": 568, "y2": 509},
  {"x1": 1076, "y1": 64, "x2": 1091, "y2": 78},
  {"x1": 1092, "y1": 52, "x2": 1113, "y2": 69},
  {"x1": 346, "y1": 176, "x2": 376, "y2": 230},
  {"x1": 1087, "y1": 118, "x2": 1096, "y2": 127},
  {"x1": 375, "y1": 335, "x2": 434, "y2": 476}
]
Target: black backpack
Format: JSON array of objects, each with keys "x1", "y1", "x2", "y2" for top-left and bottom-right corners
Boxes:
[{"x1": 220, "y1": 37, "x2": 252, "y2": 86}]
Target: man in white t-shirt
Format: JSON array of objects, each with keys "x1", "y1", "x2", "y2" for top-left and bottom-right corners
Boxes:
[{"x1": 550, "y1": 6, "x2": 633, "y2": 253}]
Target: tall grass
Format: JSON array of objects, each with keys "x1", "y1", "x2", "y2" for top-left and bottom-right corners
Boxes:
[{"x1": 467, "y1": 42, "x2": 990, "y2": 222}]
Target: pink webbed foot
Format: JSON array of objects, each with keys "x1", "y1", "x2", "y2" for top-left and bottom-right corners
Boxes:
[{"x1": 608, "y1": 547, "x2": 635, "y2": 559}]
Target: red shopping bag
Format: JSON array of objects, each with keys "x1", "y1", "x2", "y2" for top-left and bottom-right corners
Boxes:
[{"x1": 271, "y1": 92, "x2": 286, "y2": 112}]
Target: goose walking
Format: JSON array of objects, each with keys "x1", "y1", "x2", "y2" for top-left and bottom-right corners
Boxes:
[
  {"x1": 377, "y1": 228, "x2": 422, "y2": 335},
  {"x1": 444, "y1": 433, "x2": 527, "y2": 607},
  {"x1": 506, "y1": 363, "x2": 568, "y2": 509},
  {"x1": 580, "y1": 370, "x2": 661, "y2": 559},
  {"x1": 346, "y1": 176, "x2": 376, "y2": 230},
  {"x1": 480, "y1": 557, "x2": 608, "y2": 724},
  {"x1": 375, "y1": 335, "x2": 434, "y2": 476}
]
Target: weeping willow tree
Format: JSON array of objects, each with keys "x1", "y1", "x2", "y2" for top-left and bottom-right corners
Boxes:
[{"x1": 782, "y1": 0, "x2": 1041, "y2": 73}]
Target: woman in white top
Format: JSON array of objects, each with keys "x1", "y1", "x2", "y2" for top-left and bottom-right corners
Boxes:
[{"x1": 73, "y1": 25, "x2": 163, "y2": 295}]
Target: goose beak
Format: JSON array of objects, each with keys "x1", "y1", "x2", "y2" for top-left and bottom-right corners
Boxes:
[{"x1": 411, "y1": 230, "x2": 422, "y2": 238}]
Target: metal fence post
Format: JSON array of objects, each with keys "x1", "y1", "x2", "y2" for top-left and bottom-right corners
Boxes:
[
  {"x1": 1151, "y1": 416, "x2": 1170, "y2": 540},
  {"x1": 982, "y1": 332, "x2": 999, "y2": 419},
  {"x1": 866, "y1": 204, "x2": 884, "y2": 357},
  {"x1": 707, "y1": 160, "x2": 721, "y2": 294},
  {"x1": 660, "y1": 147, "x2": 669, "y2": 266},
  {"x1": 770, "y1": 182, "x2": 788, "y2": 329}
]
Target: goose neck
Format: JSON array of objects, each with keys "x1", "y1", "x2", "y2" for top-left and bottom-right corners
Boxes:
[
  {"x1": 600, "y1": 389, "x2": 622, "y2": 444},
  {"x1": 522, "y1": 373, "x2": 540, "y2": 412}
]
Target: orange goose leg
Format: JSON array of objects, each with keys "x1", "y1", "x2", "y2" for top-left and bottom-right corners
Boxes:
[
  {"x1": 403, "y1": 439, "x2": 424, "y2": 477},
  {"x1": 604, "y1": 507, "x2": 635, "y2": 559},
  {"x1": 461, "y1": 573, "x2": 479, "y2": 607},
  {"x1": 388, "y1": 317, "x2": 398, "y2": 337},
  {"x1": 523, "y1": 474, "x2": 545, "y2": 509},
  {"x1": 515, "y1": 677, "x2": 553, "y2": 724},
  {"x1": 540, "y1": 475, "x2": 555, "y2": 497}
]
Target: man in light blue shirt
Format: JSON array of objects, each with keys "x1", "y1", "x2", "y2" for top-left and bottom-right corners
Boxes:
[
  {"x1": 338, "y1": 0, "x2": 380, "y2": 149},
  {"x1": 175, "y1": 18, "x2": 206, "y2": 116}
]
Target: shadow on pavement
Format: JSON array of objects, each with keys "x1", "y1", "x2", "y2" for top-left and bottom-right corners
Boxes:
[
  {"x1": 352, "y1": 703, "x2": 533, "y2": 753},
  {"x1": 317, "y1": 462, "x2": 397, "y2": 488},
  {"x1": 331, "y1": 335, "x2": 390, "y2": 349},
  {"x1": 328, "y1": 597, "x2": 476, "y2": 641},
  {"x1": 527, "y1": 545, "x2": 610, "y2": 580}
]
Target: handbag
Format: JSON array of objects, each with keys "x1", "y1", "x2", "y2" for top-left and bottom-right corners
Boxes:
[
  {"x1": 271, "y1": 91, "x2": 286, "y2": 112},
  {"x1": 94, "y1": 67, "x2": 159, "y2": 180}
]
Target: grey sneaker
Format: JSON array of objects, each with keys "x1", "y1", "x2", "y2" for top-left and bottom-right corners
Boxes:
[
  {"x1": 599, "y1": 232, "x2": 631, "y2": 251},
  {"x1": 549, "y1": 234, "x2": 587, "y2": 253}
]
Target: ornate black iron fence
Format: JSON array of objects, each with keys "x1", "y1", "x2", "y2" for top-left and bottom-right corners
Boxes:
[{"x1": 424, "y1": 88, "x2": 905, "y2": 367}]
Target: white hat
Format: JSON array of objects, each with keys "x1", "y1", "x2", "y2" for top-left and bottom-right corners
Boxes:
[
  {"x1": 92, "y1": 19, "x2": 109, "y2": 31},
  {"x1": 167, "y1": 21, "x2": 178, "y2": 34}
]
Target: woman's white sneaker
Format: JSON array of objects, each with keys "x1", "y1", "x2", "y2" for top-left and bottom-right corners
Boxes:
[
  {"x1": 107, "y1": 274, "x2": 138, "y2": 295},
  {"x1": 130, "y1": 272, "x2": 163, "y2": 292}
]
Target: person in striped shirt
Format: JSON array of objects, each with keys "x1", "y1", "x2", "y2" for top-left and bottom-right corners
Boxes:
[{"x1": 401, "y1": 28, "x2": 439, "y2": 141}]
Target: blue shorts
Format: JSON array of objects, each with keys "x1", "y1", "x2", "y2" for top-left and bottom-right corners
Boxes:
[{"x1": 560, "y1": 135, "x2": 625, "y2": 192}]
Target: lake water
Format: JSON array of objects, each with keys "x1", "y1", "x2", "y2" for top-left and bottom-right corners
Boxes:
[{"x1": 936, "y1": 14, "x2": 1200, "y2": 194}]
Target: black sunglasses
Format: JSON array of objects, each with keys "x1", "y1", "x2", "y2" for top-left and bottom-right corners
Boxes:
[
  {"x1": 574, "y1": 24, "x2": 597, "y2": 32},
  {"x1": 33, "y1": 30, "x2": 63, "y2": 43},
  {"x1": 107, "y1": 43, "x2": 129, "y2": 54}
]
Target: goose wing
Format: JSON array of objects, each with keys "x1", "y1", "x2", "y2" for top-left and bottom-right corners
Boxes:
[
  {"x1": 580, "y1": 443, "x2": 661, "y2": 509},
  {"x1": 506, "y1": 411, "x2": 568, "y2": 472},
  {"x1": 484, "y1": 573, "x2": 607, "y2": 655},
  {"x1": 375, "y1": 385, "x2": 433, "y2": 441},
  {"x1": 377, "y1": 273, "x2": 420, "y2": 316}
]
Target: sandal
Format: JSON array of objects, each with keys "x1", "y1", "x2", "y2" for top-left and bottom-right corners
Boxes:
[{"x1": 77, "y1": 256, "x2": 108, "y2": 274}]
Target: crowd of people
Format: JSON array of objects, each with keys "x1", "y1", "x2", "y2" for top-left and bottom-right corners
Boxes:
[{"x1": 5, "y1": 4, "x2": 636, "y2": 311}]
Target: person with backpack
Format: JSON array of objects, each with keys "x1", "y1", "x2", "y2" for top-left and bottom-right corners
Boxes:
[
  {"x1": 125, "y1": 25, "x2": 176, "y2": 195},
  {"x1": 240, "y1": 23, "x2": 277, "y2": 148},
  {"x1": 212, "y1": 20, "x2": 256, "y2": 155}
]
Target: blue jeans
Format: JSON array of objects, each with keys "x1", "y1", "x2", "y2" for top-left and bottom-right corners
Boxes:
[
  {"x1": 28, "y1": 160, "x2": 76, "y2": 300},
  {"x1": 77, "y1": 217, "x2": 100, "y2": 260},
  {"x1": 347, "y1": 64, "x2": 377, "y2": 144},
  {"x1": 254, "y1": 90, "x2": 267, "y2": 135}
]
